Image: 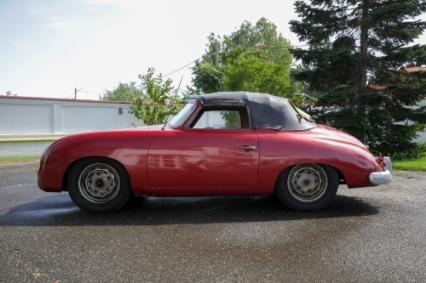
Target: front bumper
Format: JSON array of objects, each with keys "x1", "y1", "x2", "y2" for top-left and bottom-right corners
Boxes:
[{"x1": 369, "y1": 156, "x2": 393, "y2": 185}]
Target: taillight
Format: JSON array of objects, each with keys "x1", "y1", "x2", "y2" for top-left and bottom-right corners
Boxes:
[{"x1": 375, "y1": 156, "x2": 386, "y2": 169}]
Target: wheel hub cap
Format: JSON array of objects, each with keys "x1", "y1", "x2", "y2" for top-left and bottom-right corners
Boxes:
[
  {"x1": 287, "y1": 165, "x2": 328, "y2": 203},
  {"x1": 78, "y1": 163, "x2": 120, "y2": 204}
]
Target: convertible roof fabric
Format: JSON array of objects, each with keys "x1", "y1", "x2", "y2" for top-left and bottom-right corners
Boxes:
[{"x1": 193, "y1": 92, "x2": 314, "y2": 130}]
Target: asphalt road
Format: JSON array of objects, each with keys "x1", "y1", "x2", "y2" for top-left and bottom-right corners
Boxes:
[{"x1": 0, "y1": 163, "x2": 425, "y2": 282}]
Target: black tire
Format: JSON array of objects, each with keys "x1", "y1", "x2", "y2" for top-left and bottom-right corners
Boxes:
[
  {"x1": 275, "y1": 164, "x2": 339, "y2": 211},
  {"x1": 67, "y1": 157, "x2": 132, "y2": 212}
]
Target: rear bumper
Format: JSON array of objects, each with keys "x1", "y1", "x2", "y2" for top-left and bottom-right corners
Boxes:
[
  {"x1": 369, "y1": 170, "x2": 393, "y2": 185},
  {"x1": 369, "y1": 156, "x2": 393, "y2": 186}
]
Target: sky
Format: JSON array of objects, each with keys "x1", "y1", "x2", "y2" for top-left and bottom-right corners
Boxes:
[{"x1": 0, "y1": 0, "x2": 425, "y2": 100}]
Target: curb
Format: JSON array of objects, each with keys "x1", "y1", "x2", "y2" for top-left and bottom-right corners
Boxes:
[{"x1": 0, "y1": 161, "x2": 39, "y2": 167}]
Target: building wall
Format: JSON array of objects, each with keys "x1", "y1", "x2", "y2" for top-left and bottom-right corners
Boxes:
[
  {"x1": 0, "y1": 97, "x2": 141, "y2": 136},
  {"x1": 0, "y1": 97, "x2": 143, "y2": 157},
  {"x1": 0, "y1": 103, "x2": 53, "y2": 135},
  {"x1": 415, "y1": 99, "x2": 426, "y2": 144}
]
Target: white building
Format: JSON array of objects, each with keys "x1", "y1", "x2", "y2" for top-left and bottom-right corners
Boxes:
[
  {"x1": 416, "y1": 99, "x2": 426, "y2": 143},
  {"x1": 0, "y1": 95, "x2": 142, "y2": 157}
]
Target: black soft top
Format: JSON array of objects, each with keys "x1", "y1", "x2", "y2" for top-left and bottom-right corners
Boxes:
[{"x1": 193, "y1": 92, "x2": 314, "y2": 131}]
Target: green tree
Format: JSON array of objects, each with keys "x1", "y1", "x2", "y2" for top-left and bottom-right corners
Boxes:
[
  {"x1": 131, "y1": 68, "x2": 181, "y2": 125},
  {"x1": 104, "y1": 82, "x2": 140, "y2": 102},
  {"x1": 192, "y1": 18, "x2": 300, "y2": 103},
  {"x1": 290, "y1": 0, "x2": 426, "y2": 156}
]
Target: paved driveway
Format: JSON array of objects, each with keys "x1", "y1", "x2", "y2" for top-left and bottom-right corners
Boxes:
[{"x1": 0, "y1": 163, "x2": 425, "y2": 282}]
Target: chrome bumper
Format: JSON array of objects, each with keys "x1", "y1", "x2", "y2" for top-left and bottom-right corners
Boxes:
[
  {"x1": 369, "y1": 170, "x2": 393, "y2": 185},
  {"x1": 369, "y1": 156, "x2": 393, "y2": 185}
]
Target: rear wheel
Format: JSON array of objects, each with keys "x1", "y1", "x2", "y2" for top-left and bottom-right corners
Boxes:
[
  {"x1": 67, "y1": 158, "x2": 131, "y2": 212},
  {"x1": 275, "y1": 164, "x2": 339, "y2": 211}
]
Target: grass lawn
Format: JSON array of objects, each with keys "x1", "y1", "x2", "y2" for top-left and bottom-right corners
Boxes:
[
  {"x1": 0, "y1": 156, "x2": 40, "y2": 165},
  {"x1": 393, "y1": 153, "x2": 426, "y2": 172}
]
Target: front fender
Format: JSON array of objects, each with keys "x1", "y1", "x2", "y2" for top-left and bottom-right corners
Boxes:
[{"x1": 37, "y1": 131, "x2": 153, "y2": 193}]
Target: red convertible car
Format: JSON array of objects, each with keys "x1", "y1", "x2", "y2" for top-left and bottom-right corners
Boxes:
[{"x1": 38, "y1": 92, "x2": 392, "y2": 212}]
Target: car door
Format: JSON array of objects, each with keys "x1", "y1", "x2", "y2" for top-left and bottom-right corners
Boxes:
[{"x1": 147, "y1": 107, "x2": 259, "y2": 195}]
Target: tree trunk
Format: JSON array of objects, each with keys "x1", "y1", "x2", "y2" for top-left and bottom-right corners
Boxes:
[
  {"x1": 359, "y1": 1, "x2": 369, "y2": 90},
  {"x1": 358, "y1": 0, "x2": 370, "y2": 141}
]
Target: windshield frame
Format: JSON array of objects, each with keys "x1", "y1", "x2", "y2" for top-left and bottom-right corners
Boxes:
[
  {"x1": 167, "y1": 99, "x2": 197, "y2": 129},
  {"x1": 289, "y1": 102, "x2": 314, "y2": 123}
]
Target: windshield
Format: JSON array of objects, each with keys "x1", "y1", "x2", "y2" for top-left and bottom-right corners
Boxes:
[{"x1": 168, "y1": 100, "x2": 196, "y2": 128}]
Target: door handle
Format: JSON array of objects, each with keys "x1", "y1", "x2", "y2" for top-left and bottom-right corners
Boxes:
[{"x1": 240, "y1": 145, "x2": 257, "y2": 151}]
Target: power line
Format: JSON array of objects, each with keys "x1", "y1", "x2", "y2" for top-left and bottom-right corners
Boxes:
[
  {"x1": 162, "y1": 43, "x2": 360, "y2": 78},
  {"x1": 164, "y1": 59, "x2": 198, "y2": 77},
  {"x1": 73, "y1": 87, "x2": 104, "y2": 99},
  {"x1": 164, "y1": 46, "x2": 301, "y2": 77},
  {"x1": 162, "y1": 2, "x2": 401, "y2": 79},
  {"x1": 79, "y1": 89, "x2": 102, "y2": 95}
]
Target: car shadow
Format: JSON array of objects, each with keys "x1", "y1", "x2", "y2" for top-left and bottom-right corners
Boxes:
[{"x1": 0, "y1": 193, "x2": 379, "y2": 226}]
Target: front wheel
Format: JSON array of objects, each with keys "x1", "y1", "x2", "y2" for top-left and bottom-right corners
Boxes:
[
  {"x1": 275, "y1": 164, "x2": 339, "y2": 211},
  {"x1": 67, "y1": 158, "x2": 132, "y2": 212}
]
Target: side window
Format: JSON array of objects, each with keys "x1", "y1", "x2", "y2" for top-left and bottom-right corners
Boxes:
[{"x1": 193, "y1": 110, "x2": 242, "y2": 129}]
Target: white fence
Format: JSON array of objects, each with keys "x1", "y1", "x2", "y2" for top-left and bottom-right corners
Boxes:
[
  {"x1": 0, "y1": 96, "x2": 141, "y2": 136},
  {"x1": 0, "y1": 96, "x2": 143, "y2": 157}
]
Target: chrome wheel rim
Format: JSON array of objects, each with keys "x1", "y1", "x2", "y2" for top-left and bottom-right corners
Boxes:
[
  {"x1": 287, "y1": 164, "x2": 328, "y2": 203},
  {"x1": 78, "y1": 163, "x2": 120, "y2": 204}
]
